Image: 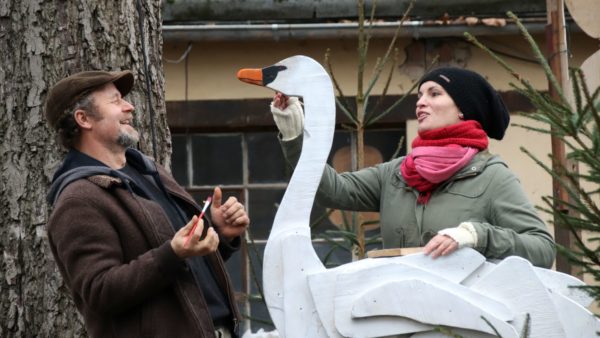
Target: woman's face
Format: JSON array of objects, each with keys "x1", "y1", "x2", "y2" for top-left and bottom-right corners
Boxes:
[{"x1": 416, "y1": 81, "x2": 463, "y2": 133}]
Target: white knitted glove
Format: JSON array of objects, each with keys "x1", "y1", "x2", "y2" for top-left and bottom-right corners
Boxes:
[
  {"x1": 438, "y1": 222, "x2": 478, "y2": 248},
  {"x1": 269, "y1": 96, "x2": 304, "y2": 141}
]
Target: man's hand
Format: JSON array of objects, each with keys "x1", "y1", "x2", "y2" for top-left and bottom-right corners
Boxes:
[
  {"x1": 210, "y1": 187, "x2": 249, "y2": 241},
  {"x1": 171, "y1": 216, "x2": 219, "y2": 259}
]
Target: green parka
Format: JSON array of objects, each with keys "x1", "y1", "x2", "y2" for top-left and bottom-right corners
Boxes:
[{"x1": 281, "y1": 136, "x2": 555, "y2": 268}]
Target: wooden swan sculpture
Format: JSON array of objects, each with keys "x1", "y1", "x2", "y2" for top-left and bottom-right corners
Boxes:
[{"x1": 237, "y1": 55, "x2": 599, "y2": 338}]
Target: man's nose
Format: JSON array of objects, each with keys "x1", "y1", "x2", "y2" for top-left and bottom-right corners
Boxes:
[{"x1": 123, "y1": 100, "x2": 135, "y2": 112}]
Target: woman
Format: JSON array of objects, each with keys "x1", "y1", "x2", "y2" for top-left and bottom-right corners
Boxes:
[{"x1": 270, "y1": 67, "x2": 555, "y2": 268}]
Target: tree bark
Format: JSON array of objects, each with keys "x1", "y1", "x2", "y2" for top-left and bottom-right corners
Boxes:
[{"x1": 0, "y1": 0, "x2": 168, "y2": 336}]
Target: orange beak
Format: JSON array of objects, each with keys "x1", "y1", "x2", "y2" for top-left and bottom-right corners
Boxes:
[{"x1": 237, "y1": 68, "x2": 263, "y2": 86}]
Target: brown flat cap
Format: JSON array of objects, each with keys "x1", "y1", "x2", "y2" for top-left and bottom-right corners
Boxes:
[{"x1": 44, "y1": 70, "x2": 134, "y2": 129}]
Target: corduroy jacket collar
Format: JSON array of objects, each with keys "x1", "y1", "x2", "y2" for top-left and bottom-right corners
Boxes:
[{"x1": 47, "y1": 148, "x2": 156, "y2": 205}]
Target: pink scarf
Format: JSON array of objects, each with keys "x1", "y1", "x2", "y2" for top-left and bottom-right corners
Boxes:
[
  {"x1": 401, "y1": 121, "x2": 489, "y2": 204},
  {"x1": 411, "y1": 146, "x2": 479, "y2": 183}
]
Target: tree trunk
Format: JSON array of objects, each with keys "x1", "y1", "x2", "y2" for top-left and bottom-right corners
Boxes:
[{"x1": 0, "y1": 1, "x2": 168, "y2": 336}]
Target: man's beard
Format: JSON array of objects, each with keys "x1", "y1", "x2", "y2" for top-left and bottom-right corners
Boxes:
[{"x1": 117, "y1": 129, "x2": 139, "y2": 148}]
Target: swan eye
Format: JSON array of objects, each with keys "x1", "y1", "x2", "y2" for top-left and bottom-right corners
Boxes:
[{"x1": 262, "y1": 65, "x2": 287, "y2": 85}]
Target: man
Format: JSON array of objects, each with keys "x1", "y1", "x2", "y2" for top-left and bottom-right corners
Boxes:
[{"x1": 45, "y1": 70, "x2": 249, "y2": 338}]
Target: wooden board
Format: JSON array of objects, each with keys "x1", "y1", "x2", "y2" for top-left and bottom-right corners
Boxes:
[
  {"x1": 367, "y1": 247, "x2": 423, "y2": 258},
  {"x1": 471, "y1": 256, "x2": 566, "y2": 338}
]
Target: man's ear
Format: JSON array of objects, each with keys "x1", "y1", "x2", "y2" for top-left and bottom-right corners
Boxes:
[{"x1": 73, "y1": 109, "x2": 93, "y2": 130}]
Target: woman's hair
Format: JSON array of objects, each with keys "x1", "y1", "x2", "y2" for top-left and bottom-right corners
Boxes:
[{"x1": 55, "y1": 92, "x2": 98, "y2": 149}]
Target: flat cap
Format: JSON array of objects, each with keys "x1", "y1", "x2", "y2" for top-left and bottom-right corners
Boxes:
[{"x1": 44, "y1": 70, "x2": 134, "y2": 129}]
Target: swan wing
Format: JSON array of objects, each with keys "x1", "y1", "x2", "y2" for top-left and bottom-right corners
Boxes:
[
  {"x1": 391, "y1": 247, "x2": 486, "y2": 283},
  {"x1": 352, "y1": 279, "x2": 518, "y2": 337},
  {"x1": 471, "y1": 256, "x2": 567, "y2": 337}
]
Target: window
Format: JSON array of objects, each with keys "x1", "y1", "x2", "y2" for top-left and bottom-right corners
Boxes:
[{"x1": 171, "y1": 126, "x2": 405, "y2": 332}]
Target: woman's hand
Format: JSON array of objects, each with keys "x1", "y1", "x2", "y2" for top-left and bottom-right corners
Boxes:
[
  {"x1": 423, "y1": 234, "x2": 459, "y2": 259},
  {"x1": 272, "y1": 92, "x2": 289, "y2": 110},
  {"x1": 270, "y1": 92, "x2": 304, "y2": 140}
]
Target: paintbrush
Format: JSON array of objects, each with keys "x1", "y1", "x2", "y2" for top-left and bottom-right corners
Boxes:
[{"x1": 184, "y1": 196, "x2": 212, "y2": 248}]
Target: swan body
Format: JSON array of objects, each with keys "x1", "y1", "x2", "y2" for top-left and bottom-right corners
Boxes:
[{"x1": 237, "y1": 55, "x2": 598, "y2": 338}]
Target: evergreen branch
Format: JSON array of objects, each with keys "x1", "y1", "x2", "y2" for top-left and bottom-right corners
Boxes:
[
  {"x1": 541, "y1": 194, "x2": 600, "y2": 231},
  {"x1": 481, "y1": 316, "x2": 503, "y2": 338},
  {"x1": 464, "y1": 32, "x2": 535, "y2": 94},
  {"x1": 433, "y1": 326, "x2": 464, "y2": 338},
  {"x1": 521, "y1": 147, "x2": 600, "y2": 218},
  {"x1": 520, "y1": 313, "x2": 531, "y2": 338},
  {"x1": 551, "y1": 205, "x2": 600, "y2": 266},
  {"x1": 507, "y1": 11, "x2": 570, "y2": 106},
  {"x1": 510, "y1": 123, "x2": 551, "y2": 135},
  {"x1": 570, "y1": 68, "x2": 583, "y2": 114}
]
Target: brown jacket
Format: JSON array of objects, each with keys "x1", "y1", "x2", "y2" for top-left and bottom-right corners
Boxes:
[{"x1": 47, "y1": 160, "x2": 241, "y2": 338}]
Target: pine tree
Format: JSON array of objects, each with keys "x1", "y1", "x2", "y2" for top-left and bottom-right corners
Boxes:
[{"x1": 466, "y1": 11, "x2": 600, "y2": 301}]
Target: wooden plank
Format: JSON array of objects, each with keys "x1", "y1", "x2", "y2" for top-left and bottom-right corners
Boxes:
[
  {"x1": 549, "y1": 289, "x2": 600, "y2": 337},
  {"x1": 471, "y1": 256, "x2": 566, "y2": 337},
  {"x1": 332, "y1": 250, "x2": 507, "y2": 337},
  {"x1": 352, "y1": 279, "x2": 518, "y2": 337},
  {"x1": 367, "y1": 247, "x2": 423, "y2": 258},
  {"x1": 307, "y1": 258, "x2": 392, "y2": 338}
]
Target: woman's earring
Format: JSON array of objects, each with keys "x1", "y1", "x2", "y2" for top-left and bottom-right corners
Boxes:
[{"x1": 458, "y1": 113, "x2": 464, "y2": 120}]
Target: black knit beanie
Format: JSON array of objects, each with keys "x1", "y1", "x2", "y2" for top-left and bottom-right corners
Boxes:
[{"x1": 418, "y1": 67, "x2": 510, "y2": 140}]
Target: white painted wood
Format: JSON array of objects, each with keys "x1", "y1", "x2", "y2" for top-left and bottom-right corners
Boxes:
[
  {"x1": 245, "y1": 55, "x2": 599, "y2": 338},
  {"x1": 533, "y1": 265, "x2": 593, "y2": 308},
  {"x1": 262, "y1": 233, "x2": 286, "y2": 331},
  {"x1": 333, "y1": 263, "x2": 434, "y2": 337},
  {"x1": 548, "y1": 286, "x2": 600, "y2": 337},
  {"x1": 412, "y1": 328, "x2": 499, "y2": 338},
  {"x1": 307, "y1": 249, "x2": 486, "y2": 338},
  {"x1": 352, "y1": 279, "x2": 518, "y2": 337},
  {"x1": 460, "y1": 261, "x2": 497, "y2": 287},
  {"x1": 333, "y1": 261, "x2": 515, "y2": 337},
  {"x1": 392, "y1": 248, "x2": 486, "y2": 284},
  {"x1": 462, "y1": 260, "x2": 593, "y2": 309},
  {"x1": 307, "y1": 258, "x2": 392, "y2": 338},
  {"x1": 471, "y1": 256, "x2": 566, "y2": 338},
  {"x1": 260, "y1": 56, "x2": 335, "y2": 337},
  {"x1": 281, "y1": 233, "x2": 328, "y2": 337}
]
